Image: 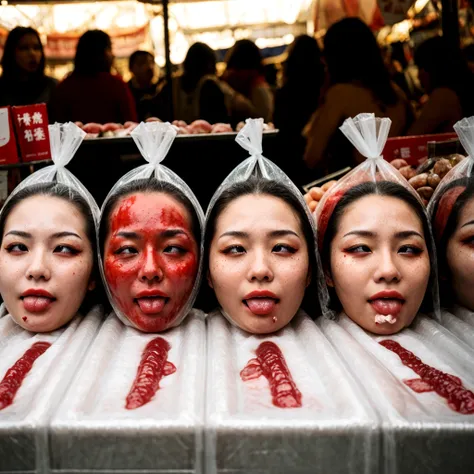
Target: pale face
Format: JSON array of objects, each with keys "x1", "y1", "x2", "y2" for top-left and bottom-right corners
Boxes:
[
  {"x1": 209, "y1": 194, "x2": 310, "y2": 334},
  {"x1": 16, "y1": 34, "x2": 42, "y2": 74},
  {"x1": 446, "y1": 197, "x2": 474, "y2": 311},
  {"x1": 329, "y1": 195, "x2": 430, "y2": 335},
  {"x1": 0, "y1": 195, "x2": 94, "y2": 332},
  {"x1": 104, "y1": 192, "x2": 199, "y2": 333}
]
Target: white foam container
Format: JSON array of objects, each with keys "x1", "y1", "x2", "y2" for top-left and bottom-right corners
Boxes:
[
  {"x1": 0, "y1": 305, "x2": 104, "y2": 474},
  {"x1": 49, "y1": 309, "x2": 206, "y2": 474},
  {"x1": 437, "y1": 309, "x2": 474, "y2": 348},
  {"x1": 205, "y1": 310, "x2": 379, "y2": 474},
  {"x1": 318, "y1": 313, "x2": 474, "y2": 474}
]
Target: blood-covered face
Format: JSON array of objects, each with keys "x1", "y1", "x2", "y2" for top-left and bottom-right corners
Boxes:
[
  {"x1": 329, "y1": 195, "x2": 430, "y2": 335},
  {"x1": 104, "y1": 192, "x2": 198, "y2": 332}
]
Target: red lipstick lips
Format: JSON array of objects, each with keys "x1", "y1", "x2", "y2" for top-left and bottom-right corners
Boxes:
[
  {"x1": 243, "y1": 290, "x2": 280, "y2": 316},
  {"x1": 134, "y1": 289, "x2": 169, "y2": 315},
  {"x1": 368, "y1": 290, "x2": 405, "y2": 321}
]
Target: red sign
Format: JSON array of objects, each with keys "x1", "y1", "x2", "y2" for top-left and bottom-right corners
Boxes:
[
  {"x1": 0, "y1": 107, "x2": 20, "y2": 165},
  {"x1": 383, "y1": 133, "x2": 458, "y2": 167},
  {"x1": 12, "y1": 104, "x2": 51, "y2": 163}
]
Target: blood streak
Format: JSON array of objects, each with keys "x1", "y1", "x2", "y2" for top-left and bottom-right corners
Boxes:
[
  {"x1": 240, "y1": 341, "x2": 302, "y2": 408},
  {"x1": 380, "y1": 340, "x2": 474, "y2": 414},
  {"x1": 0, "y1": 341, "x2": 51, "y2": 410},
  {"x1": 125, "y1": 337, "x2": 176, "y2": 409}
]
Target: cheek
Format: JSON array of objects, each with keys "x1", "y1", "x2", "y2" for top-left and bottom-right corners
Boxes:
[
  {"x1": 210, "y1": 255, "x2": 242, "y2": 290},
  {"x1": 447, "y1": 242, "x2": 474, "y2": 283},
  {"x1": 331, "y1": 253, "x2": 367, "y2": 295}
]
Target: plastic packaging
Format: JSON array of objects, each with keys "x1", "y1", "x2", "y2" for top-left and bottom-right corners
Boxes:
[
  {"x1": 49, "y1": 310, "x2": 206, "y2": 474},
  {"x1": 98, "y1": 122, "x2": 205, "y2": 332},
  {"x1": 205, "y1": 309, "x2": 379, "y2": 474},
  {"x1": 0, "y1": 305, "x2": 103, "y2": 474},
  {"x1": 314, "y1": 113, "x2": 441, "y2": 322},
  {"x1": 205, "y1": 118, "x2": 320, "y2": 331},
  {"x1": 318, "y1": 313, "x2": 474, "y2": 474}
]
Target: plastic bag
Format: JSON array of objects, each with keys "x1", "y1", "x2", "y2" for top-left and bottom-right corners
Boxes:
[
  {"x1": 314, "y1": 113, "x2": 441, "y2": 323},
  {"x1": 98, "y1": 121, "x2": 205, "y2": 332},
  {"x1": 205, "y1": 118, "x2": 319, "y2": 332},
  {"x1": 0, "y1": 122, "x2": 100, "y2": 226}
]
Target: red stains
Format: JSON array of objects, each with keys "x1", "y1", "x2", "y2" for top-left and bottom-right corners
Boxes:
[
  {"x1": 317, "y1": 189, "x2": 345, "y2": 250},
  {"x1": 380, "y1": 340, "x2": 474, "y2": 414},
  {"x1": 22, "y1": 316, "x2": 27, "y2": 322},
  {"x1": 433, "y1": 186, "x2": 466, "y2": 241},
  {"x1": 0, "y1": 341, "x2": 51, "y2": 410},
  {"x1": 125, "y1": 337, "x2": 175, "y2": 409},
  {"x1": 241, "y1": 341, "x2": 302, "y2": 408}
]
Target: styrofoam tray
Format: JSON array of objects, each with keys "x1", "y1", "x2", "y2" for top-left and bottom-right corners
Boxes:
[
  {"x1": 205, "y1": 310, "x2": 379, "y2": 474},
  {"x1": 49, "y1": 309, "x2": 206, "y2": 474},
  {"x1": 318, "y1": 313, "x2": 474, "y2": 474},
  {"x1": 0, "y1": 305, "x2": 103, "y2": 474},
  {"x1": 437, "y1": 309, "x2": 474, "y2": 348}
]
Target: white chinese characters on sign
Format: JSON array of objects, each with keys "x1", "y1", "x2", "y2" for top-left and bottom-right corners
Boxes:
[{"x1": 19, "y1": 111, "x2": 46, "y2": 142}]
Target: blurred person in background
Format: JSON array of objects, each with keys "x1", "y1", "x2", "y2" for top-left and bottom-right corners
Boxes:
[
  {"x1": 408, "y1": 36, "x2": 474, "y2": 135},
  {"x1": 128, "y1": 50, "x2": 160, "y2": 121},
  {"x1": 0, "y1": 27, "x2": 57, "y2": 107},
  {"x1": 304, "y1": 17, "x2": 412, "y2": 174},
  {"x1": 222, "y1": 39, "x2": 274, "y2": 122},
  {"x1": 49, "y1": 29, "x2": 137, "y2": 124},
  {"x1": 273, "y1": 35, "x2": 325, "y2": 185}
]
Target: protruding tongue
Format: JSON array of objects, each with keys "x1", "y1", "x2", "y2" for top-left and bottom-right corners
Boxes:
[
  {"x1": 23, "y1": 296, "x2": 54, "y2": 313},
  {"x1": 245, "y1": 298, "x2": 277, "y2": 316},
  {"x1": 137, "y1": 297, "x2": 166, "y2": 315},
  {"x1": 370, "y1": 299, "x2": 403, "y2": 316}
]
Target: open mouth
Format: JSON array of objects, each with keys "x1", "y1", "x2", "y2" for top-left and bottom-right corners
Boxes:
[
  {"x1": 134, "y1": 296, "x2": 169, "y2": 315},
  {"x1": 243, "y1": 297, "x2": 280, "y2": 316},
  {"x1": 21, "y1": 295, "x2": 56, "y2": 313},
  {"x1": 368, "y1": 297, "x2": 405, "y2": 324}
]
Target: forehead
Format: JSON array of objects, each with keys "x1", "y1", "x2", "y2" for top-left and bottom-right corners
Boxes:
[
  {"x1": 110, "y1": 192, "x2": 192, "y2": 231},
  {"x1": 18, "y1": 34, "x2": 40, "y2": 46},
  {"x1": 4, "y1": 195, "x2": 85, "y2": 232},
  {"x1": 338, "y1": 194, "x2": 424, "y2": 234},
  {"x1": 216, "y1": 194, "x2": 302, "y2": 232}
]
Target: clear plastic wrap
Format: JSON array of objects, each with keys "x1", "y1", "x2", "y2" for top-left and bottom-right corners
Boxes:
[
  {"x1": 318, "y1": 313, "x2": 474, "y2": 474},
  {"x1": 205, "y1": 118, "x2": 320, "y2": 330},
  {"x1": 1, "y1": 122, "x2": 100, "y2": 227},
  {"x1": 49, "y1": 309, "x2": 206, "y2": 474},
  {"x1": 452, "y1": 305, "x2": 474, "y2": 330},
  {"x1": 314, "y1": 113, "x2": 441, "y2": 322},
  {"x1": 205, "y1": 309, "x2": 379, "y2": 474},
  {"x1": 0, "y1": 305, "x2": 103, "y2": 474},
  {"x1": 98, "y1": 122, "x2": 205, "y2": 332}
]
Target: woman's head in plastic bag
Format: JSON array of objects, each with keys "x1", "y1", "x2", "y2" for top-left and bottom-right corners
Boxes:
[
  {"x1": 319, "y1": 180, "x2": 435, "y2": 335},
  {"x1": 205, "y1": 175, "x2": 316, "y2": 334},
  {"x1": 100, "y1": 177, "x2": 201, "y2": 333},
  {"x1": 431, "y1": 176, "x2": 474, "y2": 311},
  {"x1": 0, "y1": 182, "x2": 97, "y2": 332}
]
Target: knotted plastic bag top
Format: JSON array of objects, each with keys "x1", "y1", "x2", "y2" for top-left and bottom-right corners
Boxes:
[
  {"x1": 314, "y1": 113, "x2": 440, "y2": 322},
  {"x1": 206, "y1": 118, "x2": 320, "y2": 329},
  {"x1": 98, "y1": 122, "x2": 205, "y2": 332}
]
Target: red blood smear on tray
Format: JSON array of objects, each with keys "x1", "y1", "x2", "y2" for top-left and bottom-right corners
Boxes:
[
  {"x1": 0, "y1": 341, "x2": 51, "y2": 410},
  {"x1": 380, "y1": 340, "x2": 474, "y2": 414},
  {"x1": 240, "y1": 341, "x2": 302, "y2": 408},
  {"x1": 125, "y1": 337, "x2": 176, "y2": 409}
]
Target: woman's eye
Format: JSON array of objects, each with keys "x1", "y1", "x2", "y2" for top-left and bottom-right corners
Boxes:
[
  {"x1": 164, "y1": 246, "x2": 186, "y2": 255},
  {"x1": 115, "y1": 246, "x2": 138, "y2": 255},
  {"x1": 463, "y1": 235, "x2": 474, "y2": 245},
  {"x1": 273, "y1": 244, "x2": 297, "y2": 254},
  {"x1": 54, "y1": 245, "x2": 80, "y2": 255},
  {"x1": 5, "y1": 243, "x2": 27, "y2": 253},
  {"x1": 223, "y1": 245, "x2": 245, "y2": 255},
  {"x1": 399, "y1": 245, "x2": 423, "y2": 255},
  {"x1": 345, "y1": 245, "x2": 371, "y2": 254}
]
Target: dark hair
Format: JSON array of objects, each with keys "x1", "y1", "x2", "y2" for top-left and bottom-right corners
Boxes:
[
  {"x1": 322, "y1": 181, "x2": 435, "y2": 313},
  {"x1": 1, "y1": 27, "x2": 45, "y2": 80},
  {"x1": 204, "y1": 176, "x2": 318, "y2": 313},
  {"x1": 99, "y1": 178, "x2": 201, "y2": 256},
  {"x1": 74, "y1": 30, "x2": 112, "y2": 76},
  {"x1": 415, "y1": 36, "x2": 474, "y2": 116},
  {"x1": 0, "y1": 182, "x2": 100, "y2": 310},
  {"x1": 283, "y1": 35, "x2": 324, "y2": 87},
  {"x1": 431, "y1": 177, "x2": 474, "y2": 306},
  {"x1": 129, "y1": 50, "x2": 154, "y2": 71},
  {"x1": 225, "y1": 39, "x2": 264, "y2": 73},
  {"x1": 181, "y1": 42, "x2": 216, "y2": 91},
  {"x1": 324, "y1": 18, "x2": 398, "y2": 107}
]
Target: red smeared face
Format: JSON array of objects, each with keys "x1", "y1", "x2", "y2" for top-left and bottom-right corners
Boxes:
[{"x1": 104, "y1": 192, "x2": 199, "y2": 332}]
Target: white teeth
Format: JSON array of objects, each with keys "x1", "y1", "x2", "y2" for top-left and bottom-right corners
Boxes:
[{"x1": 375, "y1": 314, "x2": 397, "y2": 324}]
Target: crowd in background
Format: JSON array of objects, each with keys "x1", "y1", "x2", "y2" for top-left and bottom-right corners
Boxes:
[{"x1": 2, "y1": 20, "x2": 474, "y2": 185}]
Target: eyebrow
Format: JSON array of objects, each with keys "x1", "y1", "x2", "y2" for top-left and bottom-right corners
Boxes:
[
  {"x1": 461, "y1": 220, "x2": 474, "y2": 229},
  {"x1": 219, "y1": 229, "x2": 300, "y2": 239},
  {"x1": 4, "y1": 230, "x2": 31, "y2": 238},
  {"x1": 4, "y1": 230, "x2": 82, "y2": 240},
  {"x1": 116, "y1": 229, "x2": 188, "y2": 239},
  {"x1": 52, "y1": 232, "x2": 82, "y2": 240},
  {"x1": 343, "y1": 230, "x2": 424, "y2": 239}
]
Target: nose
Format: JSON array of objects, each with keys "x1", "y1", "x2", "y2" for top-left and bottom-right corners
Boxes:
[
  {"x1": 373, "y1": 249, "x2": 401, "y2": 283},
  {"x1": 138, "y1": 246, "x2": 164, "y2": 282},
  {"x1": 26, "y1": 249, "x2": 51, "y2": 281},
  {"x1": 246, "y1": 249, "x2": 274, "y2": 282}
]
